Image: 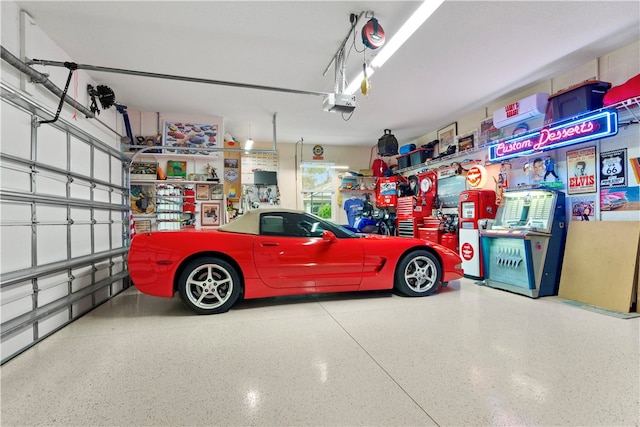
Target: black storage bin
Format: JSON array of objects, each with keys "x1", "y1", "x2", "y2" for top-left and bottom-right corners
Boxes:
[
  {"x1": 397, "y1": 154, "x2": 411, "y2": 169},
  {"x1": 377, "y1": 129, "x2": 399, "y2": 156},
  {"x1": 549, "y1": 80, "x2": 611, "y2": 121},
  {"x1": 409, "y1": 148, "x2": 433, "y2": 166}
]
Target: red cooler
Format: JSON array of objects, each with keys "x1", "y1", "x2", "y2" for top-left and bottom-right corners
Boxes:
[{"x1": 458, "y1": 189, "x2": 497, "y2": 279}]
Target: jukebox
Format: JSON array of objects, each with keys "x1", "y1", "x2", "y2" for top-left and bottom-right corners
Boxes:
[{"x1": 479, "y1": 189, "x2": 567, "y2": 298}]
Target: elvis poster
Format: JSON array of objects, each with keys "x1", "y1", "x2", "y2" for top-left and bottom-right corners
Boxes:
[{"x1": 566, "y1": 146, "x2": 596, "y2": 194}]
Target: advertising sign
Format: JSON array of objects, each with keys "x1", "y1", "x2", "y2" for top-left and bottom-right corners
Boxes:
[
  {"x1": 600, "y1": 148, "x2": 627, "y2": 188},
  {"x1": 566, "y1": 146, "x2": 597, "y2": 194},
  {"x1": 488, "y1": 110, "x2": 618, "y2": 162}
]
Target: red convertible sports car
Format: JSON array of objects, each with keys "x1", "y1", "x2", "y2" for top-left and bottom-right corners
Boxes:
[{"x1": 128, "y1": 209, "x2": 463, "y2": 314}]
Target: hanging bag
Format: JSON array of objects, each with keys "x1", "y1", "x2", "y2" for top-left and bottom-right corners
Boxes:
[{"x1": 377, "y1": 129, "x2": 398, "y2": 156}]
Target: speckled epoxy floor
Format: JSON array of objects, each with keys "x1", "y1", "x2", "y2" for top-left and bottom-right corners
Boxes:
[{"x1": 1, "y1": 279, "x2": 639, "y2": 426}]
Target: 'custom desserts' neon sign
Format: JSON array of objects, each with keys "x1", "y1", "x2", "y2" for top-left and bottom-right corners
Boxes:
[{"x1": 488, "y1": 110, "x2": 618, "y2": 162}]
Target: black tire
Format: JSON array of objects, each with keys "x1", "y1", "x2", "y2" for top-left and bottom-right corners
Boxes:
[
  {"x1": 177, "y1": 257, "x2": 241, "y2": 314},
  {"x1": 394, "y1": 250, "x2": 442, "y2": 296}
]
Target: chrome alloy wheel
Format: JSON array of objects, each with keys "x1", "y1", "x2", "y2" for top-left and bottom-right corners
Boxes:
[
  {"x1": 402, "y1": 255, "x2": 438, "y2": 293},
  {"x1": 184, "y1": 263, "x2": 235, "y2": 310}
]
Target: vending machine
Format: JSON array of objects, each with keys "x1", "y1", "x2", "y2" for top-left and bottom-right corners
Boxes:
[
  {"x1": 479, "y1": 189, "x2": 566, "y2": 298},
  {"x1": 458, "y1": 189, "x2": 498, "y2": 279}
]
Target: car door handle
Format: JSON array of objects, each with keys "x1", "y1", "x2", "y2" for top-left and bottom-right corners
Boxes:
[{"x1": 261, "y1": 242, "x2": 280, "y2": 247}]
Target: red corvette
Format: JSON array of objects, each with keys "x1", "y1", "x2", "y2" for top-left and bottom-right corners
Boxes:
[{"x1": 128, "y1": 209, "x2": 463, "y2": 314}]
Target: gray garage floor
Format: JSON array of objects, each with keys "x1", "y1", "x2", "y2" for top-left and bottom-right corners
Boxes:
[{"x1": 1, "y1": 279, "x2": 639, "y2": 426}]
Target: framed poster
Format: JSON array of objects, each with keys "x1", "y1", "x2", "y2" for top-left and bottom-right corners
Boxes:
[
  {"x1": 201, "y1": 203, "x2": 221, "y2": 226},
  {"x1": 130, "y1": 185, "x2": 155, "y2": 214},
  {"x1": 438, "y1": 122, "x2": 458, "y2": 154},
  {"x1": 130, "y1": 162, "x2": 158, "y2": 181},
  {"x1": 569, "y1": 196, "x2": 597, "y2": 221},
  {"x1": 566, "y1": 146, "x2": 596, "y2": 194},
  {"x1": 163, "y1": 121, "x2": 218, "y2": 155},
  {"x1": 479, "y1": 117, "x2": 503, "y2": 146},
  {"x1": 196, "y1": 184, "x2": 210, "y2": 200},
  {"x1": 458, "y1": 131, "x2": 475, "y2": 151},
  {"x1": 224, "y1": 158, "x2": 239, "y2": 168},
  {"x1": 600, "y1": 148, "x2": 627, "y2": 188},
  {"x1": 166, "y1": 160, "x2": 187, "y2": 179},
  {"x1": 600, "y1": 186, "x2": 638, "y2": 212},
  {"x1": 133, "y1": 219, "x2": 152, "y2": 233}
]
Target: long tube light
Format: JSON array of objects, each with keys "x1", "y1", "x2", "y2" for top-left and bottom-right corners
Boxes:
[{"x1": 346, "y1": 0, "x2": 445, "y2": 95}]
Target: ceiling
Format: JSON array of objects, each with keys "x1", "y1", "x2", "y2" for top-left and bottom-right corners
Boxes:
[{"x1": 13, "y1": 1, "x2": 640, "y2": 147}]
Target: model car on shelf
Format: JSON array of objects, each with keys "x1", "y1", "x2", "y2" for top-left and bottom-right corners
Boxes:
[{"x1": 128, "y1": 209, "x2": 464, "y2": 314}]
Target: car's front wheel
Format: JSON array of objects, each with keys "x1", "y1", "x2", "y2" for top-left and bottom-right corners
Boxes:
[
  {"x1": 177, "y1": 257, "x2": 241, "y2": 314},
  {"x1": 394, "y1": 250, "x2": 442, "y2": 296}
]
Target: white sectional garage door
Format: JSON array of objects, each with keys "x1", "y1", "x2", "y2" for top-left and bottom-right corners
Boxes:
[{"x1": 1, "y1": 87, "x2": 131, "y2": 364}]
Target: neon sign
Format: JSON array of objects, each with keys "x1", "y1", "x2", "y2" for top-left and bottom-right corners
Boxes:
[{"x1": 488, "y1": 110, "x2": 618, "y2": 162}]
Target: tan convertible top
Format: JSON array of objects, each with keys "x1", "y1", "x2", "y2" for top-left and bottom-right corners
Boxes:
[{"x1": 217, "y1": 208, "x2": 306, "y2": 235}]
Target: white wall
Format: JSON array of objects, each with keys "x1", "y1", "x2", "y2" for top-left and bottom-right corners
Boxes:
[
  {"x1": 408, "y1": 41, "x2": 639, "y2": 153},
  {"x1": 1, "y1": 2, "x2": 121, "y2": 150}
]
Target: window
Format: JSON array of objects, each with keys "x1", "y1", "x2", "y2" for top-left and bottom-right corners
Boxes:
[
  {"x1": 300, "y1": 161, "x2": 335, "y2": 220},
  {"x1": 259, "y1": 212, "x2": 358, "y2": 239}
]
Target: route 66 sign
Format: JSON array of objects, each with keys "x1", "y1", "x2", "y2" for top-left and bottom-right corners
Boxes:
[{"x1": 600, "y1": 148, "x2": 626, "y2": 188}]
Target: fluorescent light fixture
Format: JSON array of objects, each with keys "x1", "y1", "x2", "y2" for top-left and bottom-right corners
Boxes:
[
  {"x1": 331, "y1": 165, "x2": 350, "y2": 169},
  {"x1": 244, "y1": 138, "x2": 254, "y2": 151},
  {"x1": 346, "y1": 0, "x2": 444, "y2": 94}
]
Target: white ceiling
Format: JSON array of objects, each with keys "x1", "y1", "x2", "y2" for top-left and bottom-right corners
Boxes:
[{"x1": 13, "y1": 1, "x2": 640, "y2": 147}]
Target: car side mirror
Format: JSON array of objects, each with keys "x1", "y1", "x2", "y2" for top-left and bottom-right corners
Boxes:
[{"x1": 322, "y1": 230, "x2": 337, "y2": 243}]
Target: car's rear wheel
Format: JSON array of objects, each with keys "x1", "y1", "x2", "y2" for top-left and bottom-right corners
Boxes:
[
  {"x1": 394, "y1": 250, "x2": 442, "y2": 296},
  {"x1": 177, "y1": 257, "x2": 241, "y2": 314}
]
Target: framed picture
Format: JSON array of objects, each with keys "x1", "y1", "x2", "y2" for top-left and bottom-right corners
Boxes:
[
  {"x1": 567, "y1": 146, "x2": 596, "y2": 194},
  {"x1": 130, "y1": 185, "x2": 155, "y2": 214},
  {"x1": 166, "y1": 160, "x2": 187, "y2": 179},
  {"x1": 569, "y1": 195, "x2": 597, "y2": 222},
  {"x1": 224, "y1": 158, "x2": 239, "y2": 168},
  {"x1": 479, "y1": 117, "x2": 503, "y2": 146},
  {"x1": 458, "y1": 131, "x2": 475, "y2": 151},
  {"x1": 210, "y1": 184, "x2": 224, "y2": 200},
  {"x1": 133, "y1": 219, "x2": 152, "y2": 233},
  {"x1": 599, "y1": 148, "x2": 627, "y2": 189},
  {"x1": 196, "y1": 184, "x2": 210, "y2": 200},
  {"x1": 163, "y1": 121, "x2": 218, "y2": 155},
  {"x1": 438, "y1": 122, "x2": 458, "y2": 154},
  {"x1": 130, "y1": 162, "x2": 158, "y2": 181},
  {"x1": 201, "y1": 203, "x2": 221, "y2": 226}
]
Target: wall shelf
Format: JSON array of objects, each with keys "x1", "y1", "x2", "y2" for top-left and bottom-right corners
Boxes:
[
  {"x1": 396, "y1": 96, "x2": 640, "y2": 175},
  {"x1": 130, "y1": 179, "x2": 221, "y2": 185}
]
